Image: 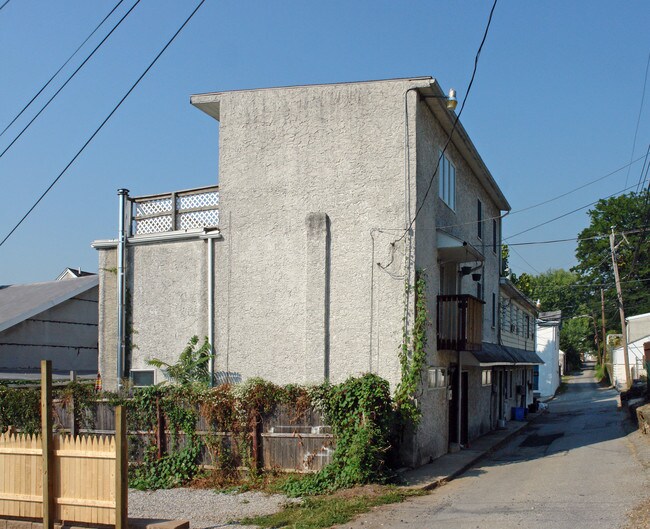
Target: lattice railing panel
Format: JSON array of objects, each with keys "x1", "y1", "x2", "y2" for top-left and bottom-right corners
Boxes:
[
  {"x1": 178, "y1": 209, "x2": 219, "y2": 230},
  {"x1": 132, "y1": 187, "x2": 219, "y2": 235},
  {"x1": 135, "y1": 197, "x2": 173, "y2": 217}
]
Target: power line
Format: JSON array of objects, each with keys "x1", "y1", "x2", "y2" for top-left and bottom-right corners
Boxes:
[
  {"x1": 504, "y1": 180, "x2": 644, "y2": 241},
  {"x1": 436, "y1": 155, "x2": 647, "y2": 232},
  {"x1": 0, "y1": 0, "x2": 206, "y2": 248},
  {"x1": 397, "y1": 0, "x2": 497, "y2": 242},
  {"x1": 0, "y1": 0, "x2": 142, "y2": 161},
  {"x1": 0, "y1": 0, "x2": 126, "y2": 139},
  {"x1": 626, "y1": 51, "x2": 650, "y2": 189},
  {"x1": 0, "y1": 0, "x2": 11, "y2": 12}
]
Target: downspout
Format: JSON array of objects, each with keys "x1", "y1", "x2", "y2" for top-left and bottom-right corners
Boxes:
[
  {"x1": 116, "y1": 189, "x2": 129, "y2": 391},
  {"x1": 207, "y1": 235, "x2": 215, "y2": 386}
]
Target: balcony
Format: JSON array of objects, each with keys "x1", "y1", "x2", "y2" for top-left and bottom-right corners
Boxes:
[
  {"x1": 437, "y1": 294, "x2": 484, "y2": 352},
  {"x1": 130, "y1": 186, "x2": 219, "y2": 235}
]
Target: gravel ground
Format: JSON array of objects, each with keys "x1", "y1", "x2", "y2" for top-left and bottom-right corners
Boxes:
[{"x1": 129, "y1": 488, "x2": 297, "y2": 529}]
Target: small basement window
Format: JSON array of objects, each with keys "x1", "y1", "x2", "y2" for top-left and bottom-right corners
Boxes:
[
  {"x1": 482, "y1": 369, "x2": 492, "y2": 386},
  {"x1": 428, "y1": 367, "x2": 448, "y2": 389},
  {"x1": 131, "y1": 369, "x2": 155, "y2": 387}
]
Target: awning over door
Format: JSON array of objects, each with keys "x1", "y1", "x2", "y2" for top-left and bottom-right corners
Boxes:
[
  {"x1": 437, "y1": 230, "x2": 484, "y2": 263},
  {"x1": 465, "y1": 342, "x2": 545, "y2": 367}
]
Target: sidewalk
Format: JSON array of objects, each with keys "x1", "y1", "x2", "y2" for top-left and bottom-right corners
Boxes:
[{"x1": 400, "y1": 414, "x2": 539, "y2": 490}]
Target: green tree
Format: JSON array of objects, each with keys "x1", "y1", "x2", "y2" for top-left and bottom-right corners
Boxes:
[{"x1": 572, "y1": 190, "x2": 650, "y2": 329}]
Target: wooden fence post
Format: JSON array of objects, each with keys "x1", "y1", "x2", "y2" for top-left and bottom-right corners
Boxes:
[
  {"x1": 41, "y1": 360, "x2": 54, "y2": 529},
  {"x1": 115, "y1": 405, "x2": 128, "y2": 529}
]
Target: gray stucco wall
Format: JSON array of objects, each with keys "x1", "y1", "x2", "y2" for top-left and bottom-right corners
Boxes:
[
  {"x1": 213, "y1": 79, "x2": 430, "y2": 389},
  {"x1": 97, "y1": 238, "x2": 210, "y2": 389},
  {"x1": 98, "y1": 248, "x2": 118, "y2": 389},
  {"x1": 0, "y1": 287, "x2": 98, "y2": 373}
]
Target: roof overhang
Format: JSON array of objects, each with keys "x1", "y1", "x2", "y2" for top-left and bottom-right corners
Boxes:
[
  {"x1": 437, "y1": 230, "x2": 483, "y2": 263},
  {"x1": 92, "y1": 228, "x2": 222, "y2": 250},
  {"x1": 417, "y1": 81, "x2": 511, "y2": 212}
]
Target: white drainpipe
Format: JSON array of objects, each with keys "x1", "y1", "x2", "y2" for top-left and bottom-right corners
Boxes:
[{"x1": 207, "y1": 235, "x2": 215, "y2": 386}]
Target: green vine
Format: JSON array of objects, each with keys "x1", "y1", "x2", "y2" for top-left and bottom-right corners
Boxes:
[
  {"x1": 395, "y1": 271, "x2": 429, "y2": 425},
  {"x1": 282, "y1": 374, "x2": 394, "y2": 497}
]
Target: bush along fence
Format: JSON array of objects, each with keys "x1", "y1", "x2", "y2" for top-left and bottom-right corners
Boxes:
[{"x1": 0, "y1": 373, "x2": 400, "y2": 494}]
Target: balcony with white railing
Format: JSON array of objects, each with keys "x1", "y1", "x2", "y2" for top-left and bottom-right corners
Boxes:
[{"x1": 130, "y1": 186, "x2": 219, "y2": 236}]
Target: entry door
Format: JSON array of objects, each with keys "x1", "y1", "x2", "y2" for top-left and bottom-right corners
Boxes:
[{"x1": 448, "y1": 368, "x2": 469, "y2": 446}]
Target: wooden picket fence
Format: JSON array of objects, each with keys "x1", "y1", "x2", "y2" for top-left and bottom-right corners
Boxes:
[
  {"x1": 0, "y1": 361, "x2": 127, "y2": 529},
  {"x1": 0, "y1": 433, "x2": 118, "y2": 525}
]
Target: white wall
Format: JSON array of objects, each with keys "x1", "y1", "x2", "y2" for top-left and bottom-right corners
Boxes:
[{"x1": 536, "y1": 324, "x2": 560, "y2": 398}]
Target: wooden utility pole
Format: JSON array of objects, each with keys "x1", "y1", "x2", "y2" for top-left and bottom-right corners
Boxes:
[
  {"x1": 41, "y1": 360, "x2": 54, "y2": 529},
  {"x1": 610, "y1": 229, "x2": 631, "y2": 388},
  {"x1": 600, "y1": 288, "x2": 607, "y2": 367}
]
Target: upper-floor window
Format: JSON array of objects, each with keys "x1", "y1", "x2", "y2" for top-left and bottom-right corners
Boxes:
[
  {"x1": 477, "y1": 199, "x2": 483, "y2": 239},
  {"x1": 492, "y1": 219, "x2": 497, "y2": 254},
  {"x1": 439, "y1": 151, "x2": 456, "y2": 210}
]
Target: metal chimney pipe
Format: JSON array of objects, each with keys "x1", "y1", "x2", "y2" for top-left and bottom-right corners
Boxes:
[{"x1": 117, "y1": 189, "x2": 129, "y2": 391}]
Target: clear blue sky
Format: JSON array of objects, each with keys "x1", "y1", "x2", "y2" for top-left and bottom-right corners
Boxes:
[{"x1": 1, "y1": 1, "x2": 649, "y2": 284}]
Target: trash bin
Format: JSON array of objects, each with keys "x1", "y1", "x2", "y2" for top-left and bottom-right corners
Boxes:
[{"x1": 511, "y1": 406, "x2": 525, "y2": 421}]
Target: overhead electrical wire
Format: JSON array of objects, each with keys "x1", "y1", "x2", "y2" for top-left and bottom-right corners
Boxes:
[
  {"x1": 0, "y1": 0, "x2": 142, "y2": 161},
  {"x1": 0, "y1": 0, "x2": 206, "y2": 248},
  {"x1": 0, "y1": 0, "x2": 11, "y2": 12},
  {"x1": 625, "y1": 51, "x2": 650, "y2": 189},
  {"x1": 396, "y1": 0, "x2": 498, "y2": 242},
  {"x1": 504, "y1": 180, "x2": 644, "y2": 241},
  {"x1": 0, "y1": 0, "x2": 126, "y2": 139}
]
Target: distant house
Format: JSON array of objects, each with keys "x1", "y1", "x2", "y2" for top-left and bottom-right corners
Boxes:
[
  {"x1": 535, "y1": 310, "x2": 562, "y2": 398},
  {"x1": 609, "y1": 311, "x2": 650, "y2": 389},
  {"x1": 0, "y1": 272, "x2": 98, "y2": 376},
  {"x1": 93, "y1": 77, "x2": 544, "y2": 466}
]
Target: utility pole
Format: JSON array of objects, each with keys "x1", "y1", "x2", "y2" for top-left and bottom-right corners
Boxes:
[
  {"x1": 610, "y1": 228, "x2": 631, "y2": 388},
  {"x1": 600, "y1": 288, "x2": 607, "y2": 367}
]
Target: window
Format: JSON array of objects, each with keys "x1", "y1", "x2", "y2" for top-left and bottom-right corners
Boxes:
[
  {"x1": 525, "y1": 314, "x2": 530, "y2": 339},
  {"x1": 482, "y1": 369, "x2": 492, "y2": 386},
  {"x1": 476, "y1": 280, "x2": 483, "y2": 301},
  {"x1": 514, "y1": 307, "x2": 520, "y2": 335},
  {"x1": 438, "y1": 151, "x2": 456, "y2": 210},
  {"x1": 533, "y1": 366, "x2": 540, "y2": 391},
  {"x1": 492, "y1": 219, "x2": 497, "y2": 254},
  {"x1": 131, "y1": 369, "x2": 155, "y2": 387},
  {"x1": 491, "y1": 293, "x2": 496, "y2": 328},
  {"x1": 428, "y1": 367, "x2": 447, "y2": 389},
  {"x1": 477, "y1": 199, "x2": 483, "y2": 239}
]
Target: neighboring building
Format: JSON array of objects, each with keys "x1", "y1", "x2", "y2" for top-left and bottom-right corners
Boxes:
[
  {"x1": 626, "y1": 312, "x2": 650, "y2": 344},
  {"x1": 94, "y1": 77, "x2": 543, "y2": 465},
  {"x1": 535, "y1": 310, "x2": 562, "y2": 398},
  {"x1": 611, "y1": 336, "x2": 649, "y2": 389},
  {"x1": 609, "y1": 311, "x2": 650, "y2": 389},
  {"x1": 559, "y1": 350, "x2": 566, "y2": 376},
  {"x1": 0, "y1": 273, "x2": 99, "y2": 375}
]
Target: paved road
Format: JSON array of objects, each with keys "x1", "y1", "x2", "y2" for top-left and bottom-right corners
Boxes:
[{"x1": 340, "y1": 364, "x2": 650, "y2": 529}]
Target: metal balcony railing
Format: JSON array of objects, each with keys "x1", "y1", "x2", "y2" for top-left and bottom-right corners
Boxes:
[
  {"x1": 130, "y1": 186, "x2": 219, "y2": 235},
  {"x1": 437, "y1": 294, "x2": 484, "y2": 352}
]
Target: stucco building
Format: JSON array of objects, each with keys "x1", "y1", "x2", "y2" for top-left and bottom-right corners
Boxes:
[{"x1": 94, "y1": 77, "x2": 542, "y2": 465}]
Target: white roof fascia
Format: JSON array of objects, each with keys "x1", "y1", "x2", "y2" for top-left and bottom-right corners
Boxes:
[
  {"x1": 92, "y1": 229, "x2": 222, "y2": 249},
  {"x1": 0, "y1": 276, "x2": 99, "y2": 333}
]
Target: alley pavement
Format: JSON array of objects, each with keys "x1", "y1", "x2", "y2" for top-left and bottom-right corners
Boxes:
[{"x1": 339, "y1": 364, "x2": 650, "y2": 529}]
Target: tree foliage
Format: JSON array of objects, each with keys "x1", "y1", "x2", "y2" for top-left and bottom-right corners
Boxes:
[
  {"x1": 573, "y1": 189, "x2": 650, "y2": 327},
  {"x1": 511, "y1": 190, "x2": 650, "y2": 368}
]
